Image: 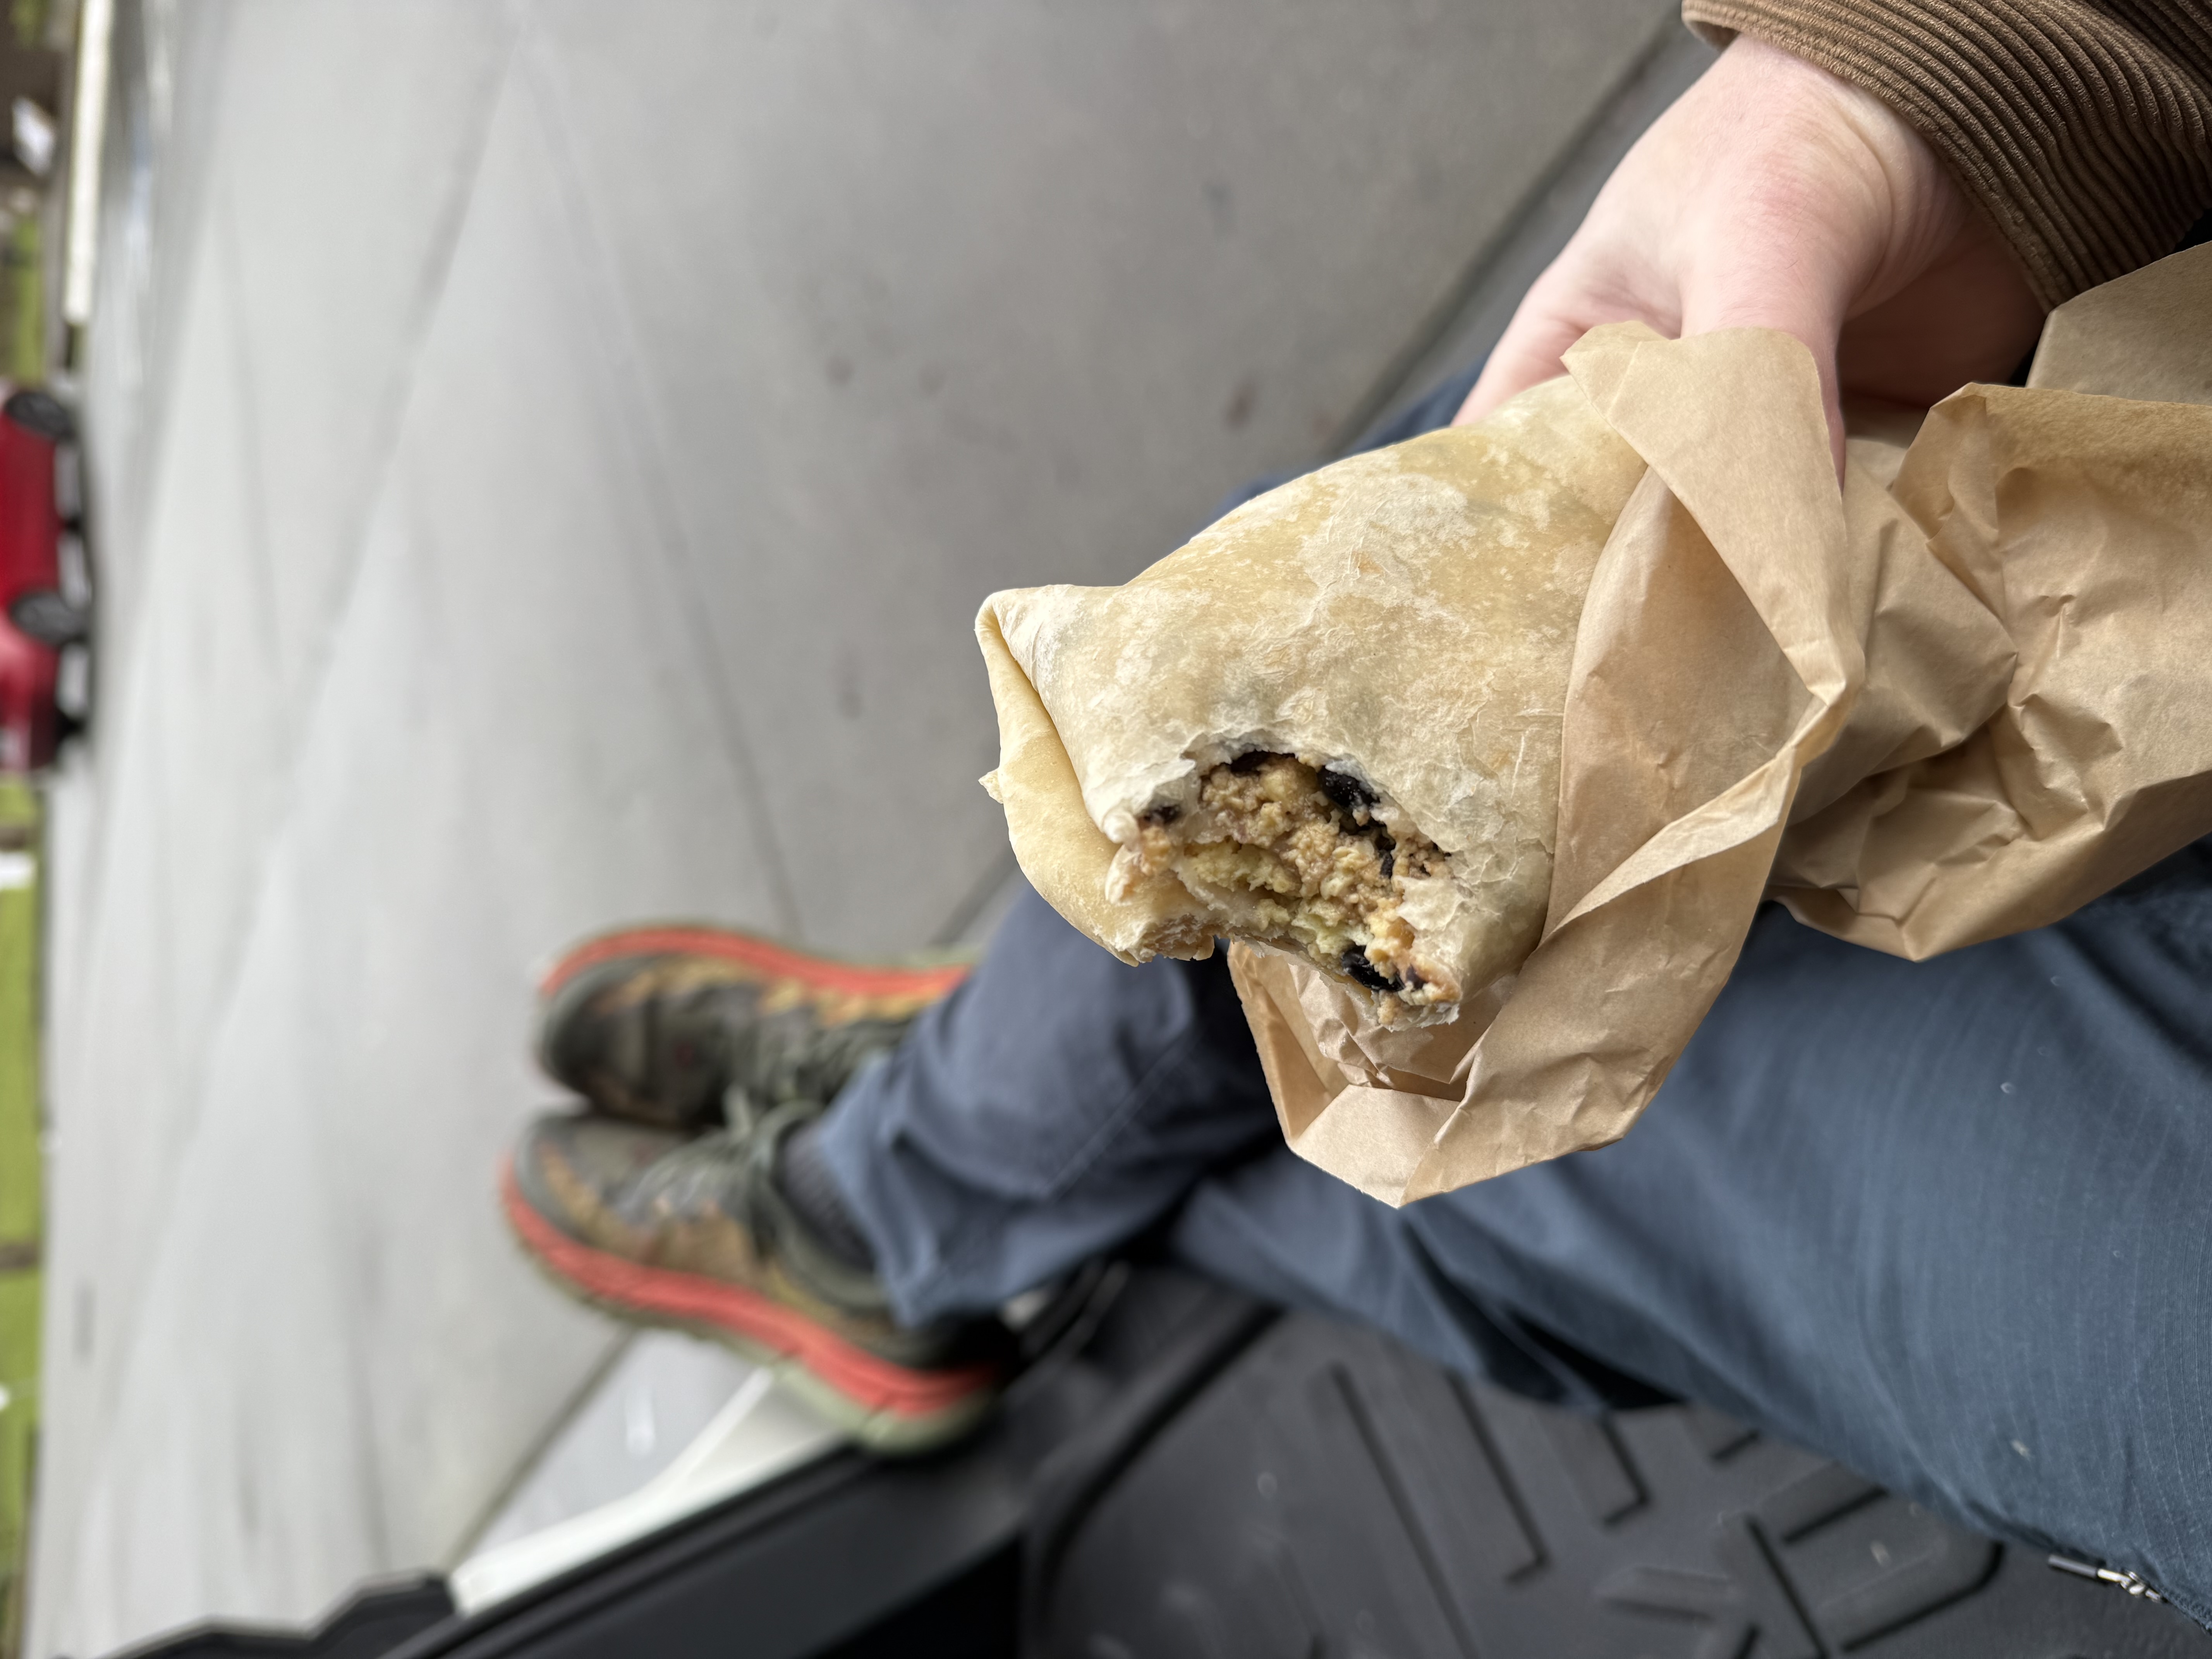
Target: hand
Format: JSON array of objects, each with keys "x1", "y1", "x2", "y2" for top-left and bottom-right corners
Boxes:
[{"x1": 1454, "y1": 36, "x2": 2045, "y2": 471}]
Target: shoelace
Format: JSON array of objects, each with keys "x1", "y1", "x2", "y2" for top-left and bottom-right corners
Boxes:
[
  {"x1": 622, "y1": 1104, "x2": 891, "y2": 1315},
  {"x1": 722, "y1": 1005, "x2": 901, "y2": 1118},
  {"x1": 628, "y1": 1126, "x2": 761, "y2": 1222}
]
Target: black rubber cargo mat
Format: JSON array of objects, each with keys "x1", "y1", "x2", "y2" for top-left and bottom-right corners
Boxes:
[{"x1": 1031, "y1": 1311, "x2": 2207, "y2": 1658}]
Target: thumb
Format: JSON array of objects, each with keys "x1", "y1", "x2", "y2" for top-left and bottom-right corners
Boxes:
[
  {"x1": 1680, "y1": 264, "x2": 1850, "y2": 479},
  {"x1": 1457, "y1": 291, "x2": 1848, "y2": 476},
  {"x1": 1453, "y1": 259, "x2": 1849, "y2": 472}
]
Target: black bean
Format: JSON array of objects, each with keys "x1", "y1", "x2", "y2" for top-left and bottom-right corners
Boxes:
[
  {"x1": 1377, "y1": 838, "x2": 1395, "y2": 881},
  {"x1": 1229, "y1": 750, "x2": 1275, "y2": 774},
  {"x1": 1340, "y1": 947, "x2": 1399, "y2": 993},
  {"x1": 1316, "y1": 767, "x2": 1377, "y2": 820}
]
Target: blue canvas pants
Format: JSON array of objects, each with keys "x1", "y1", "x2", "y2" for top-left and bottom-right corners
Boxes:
[{"x1": 817, "y1": 369, "x2": 2212, "y2": 1621}]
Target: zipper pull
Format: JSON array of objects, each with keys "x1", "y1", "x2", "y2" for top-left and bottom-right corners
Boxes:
[{"x1": 2049, "y1": 1554, "x2": 2167, "y2": 1602}]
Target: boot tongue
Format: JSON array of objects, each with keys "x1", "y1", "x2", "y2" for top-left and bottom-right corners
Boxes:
[{"x1": 624, "y1": 1130, "x2": 750, "y2": 1223}]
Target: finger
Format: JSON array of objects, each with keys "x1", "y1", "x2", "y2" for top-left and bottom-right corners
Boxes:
[
  {"x1": 1680, "y1": 270, "x2": 1850, "y2": 479},
  {"x1": 1835, "y1": 222, "x2": 2044, "y2": 407},
  {"x1": 1452, "y1": 307, "x2": 1592, "y2": 426},
  {"x1": 1463, "y1": 269, "x2": 1850, "y2": 475},
  {"x1": 1454, "y1": 222, "x2": 1682, "y2": 426}
]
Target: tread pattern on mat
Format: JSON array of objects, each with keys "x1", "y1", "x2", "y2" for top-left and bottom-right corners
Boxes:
[{"x1": 1038, "y1": 1312, "x2": 2206, "y2": 1659}]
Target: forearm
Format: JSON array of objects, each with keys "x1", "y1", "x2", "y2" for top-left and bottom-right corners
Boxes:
[{"x1": 1682, "y1": 0, "x2": 2212, "y2": 306}]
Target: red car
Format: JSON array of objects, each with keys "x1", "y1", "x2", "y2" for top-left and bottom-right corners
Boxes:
[{"x1": 0, "y1": 383, "x2": 86, "y2": 772}]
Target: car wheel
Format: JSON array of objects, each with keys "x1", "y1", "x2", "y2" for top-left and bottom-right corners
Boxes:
[
  {"x1": 10, "y1": 588, "x2": 88, "y2": 647},
  {"x1": 3, "y1": 388, "x2": 74, "y2": 443}
]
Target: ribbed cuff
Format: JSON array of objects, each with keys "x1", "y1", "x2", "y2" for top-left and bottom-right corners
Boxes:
[{"x1": 1683, "y1": 0, "x2": 2212, "y2": 306}]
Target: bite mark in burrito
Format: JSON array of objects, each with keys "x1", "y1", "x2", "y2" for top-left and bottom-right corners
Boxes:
[{"x1": 1125, "y1": 750, "x2": 1455, "y2": 1023}]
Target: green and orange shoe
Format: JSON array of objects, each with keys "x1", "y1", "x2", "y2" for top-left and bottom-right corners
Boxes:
[
  {"x1": 535, "y1": 924, "x2": 972, "y2": 1133},
  {"x1": 504, "y1": 1104, "x2": 1006, "y2": 1453}
]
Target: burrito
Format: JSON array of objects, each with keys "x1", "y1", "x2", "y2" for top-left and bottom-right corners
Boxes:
[{"x1": 978, "y1": 375, "x2": 1648, "y2": 1026}]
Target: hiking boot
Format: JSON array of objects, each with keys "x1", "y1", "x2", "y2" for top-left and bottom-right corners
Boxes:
[
  {"x1": 535, "y1": 923, "x2": 971, "y2": 1133},
  {"x1": 503, "y1": 1103, "x2": 1005, "y2": 1452}
]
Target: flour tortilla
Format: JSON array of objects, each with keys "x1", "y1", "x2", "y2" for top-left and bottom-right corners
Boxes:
[{"x1": 977, "y1": 375, "x2": 1648, "y2": 1024}]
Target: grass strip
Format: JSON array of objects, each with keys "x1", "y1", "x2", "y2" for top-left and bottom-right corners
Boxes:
[{"x1": 0, "y1": 780, "x2": 41, "y2": 1659}]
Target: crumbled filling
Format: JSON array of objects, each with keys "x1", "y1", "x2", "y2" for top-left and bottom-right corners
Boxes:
[{"x1": 1132, "y1": 752, "x2": 1454, "y2": 1021}]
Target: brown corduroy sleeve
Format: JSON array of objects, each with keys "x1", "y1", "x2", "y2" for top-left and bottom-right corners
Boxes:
[{"x1": 1680, "y1": 0, "x2": 2212, "y2": 307}]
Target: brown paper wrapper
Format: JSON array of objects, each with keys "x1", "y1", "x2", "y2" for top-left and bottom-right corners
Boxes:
[{"x1": 1234, "y1": 244, "x2": 2212, "y2": 1204}]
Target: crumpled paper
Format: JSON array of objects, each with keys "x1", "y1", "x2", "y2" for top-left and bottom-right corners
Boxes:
[
  {"x1": 979, "y1": 243, "x2": 2212, "y2": 1206},
  {"x1": 1234, "y1": 243, "x2": 2212, "y2": 1204}
]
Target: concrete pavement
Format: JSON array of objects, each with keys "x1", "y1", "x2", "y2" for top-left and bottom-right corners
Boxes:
[{"x1": 33, "y1": 1, "x2": 1688, "y2": 1650}]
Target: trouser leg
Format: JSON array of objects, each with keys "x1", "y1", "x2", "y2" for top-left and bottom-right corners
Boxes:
[
  {"x1": 1169, "y1": 837, "x2": 2212, "y2": 1622},
  {"x1": 813, "y1": 880, "x2": 1278, "y2": 1325},
  {"x1": 818, "y1": 346, "x2": 2212, "y2": 1606}
]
